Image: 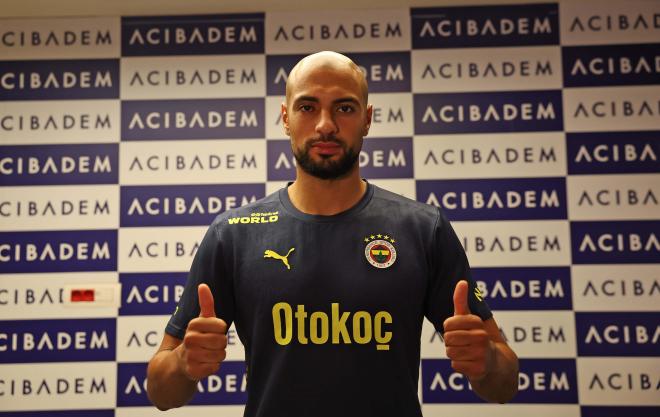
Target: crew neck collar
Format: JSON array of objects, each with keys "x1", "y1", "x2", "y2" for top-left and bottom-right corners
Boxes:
[{"x1": 278, "y1": 181, "x2": 374, "y2": 223}]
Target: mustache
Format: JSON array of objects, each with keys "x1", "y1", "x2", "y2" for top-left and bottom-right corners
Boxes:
[{"x1": 307, "y1": 135, "x2": 340, "y2": 144}]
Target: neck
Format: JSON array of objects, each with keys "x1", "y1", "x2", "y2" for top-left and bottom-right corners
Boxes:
[{"x1": 287, "y1": 167, "x2": 366, "y2": 215}]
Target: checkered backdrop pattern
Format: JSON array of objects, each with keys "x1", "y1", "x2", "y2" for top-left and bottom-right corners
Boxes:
[{"x1": 0, "y1": 2, "x2": 658, "y2": 416}]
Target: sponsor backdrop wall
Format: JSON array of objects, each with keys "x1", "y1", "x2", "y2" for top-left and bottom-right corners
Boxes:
[{"x1": 0, "y1": 1, "x2": 658, "y2": 416}]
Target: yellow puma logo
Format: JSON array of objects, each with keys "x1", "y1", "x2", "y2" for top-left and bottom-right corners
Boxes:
[{"x1": 264, "y1": 248, "x2": 295, "y2": 270}]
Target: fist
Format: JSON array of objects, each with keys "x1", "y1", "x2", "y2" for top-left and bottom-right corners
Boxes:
[
  {"x1": 178, "y1": 283, "x2": 228, "y2": 381},
  {"x1": 443, "y1": 280, "x2": 494, "y2": 381}
]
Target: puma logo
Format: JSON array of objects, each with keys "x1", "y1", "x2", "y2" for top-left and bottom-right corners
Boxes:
[{"x1": 264, "y1": 248, "x2": 295, "y2": 270}]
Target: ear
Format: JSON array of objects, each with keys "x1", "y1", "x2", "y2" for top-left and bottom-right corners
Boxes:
[
  {"x1": 362, "y1": 104, "x2": 373, "y2": 137},
  {"x1": 281, "y1": 102, "x2": 290, "y2": 136}
]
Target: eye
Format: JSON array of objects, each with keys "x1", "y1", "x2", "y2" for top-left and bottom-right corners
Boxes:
[
  {"x1": 337, "y1": 104, "x2": 355, "y2": 113},
  {"x1": 298, "y1": 104, "x2": 314, "y2": 112}
]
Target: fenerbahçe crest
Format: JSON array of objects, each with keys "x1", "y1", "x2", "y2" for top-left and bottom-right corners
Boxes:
[{"x1": 364, "y1": 234, "x2": 397, "y2": 269}]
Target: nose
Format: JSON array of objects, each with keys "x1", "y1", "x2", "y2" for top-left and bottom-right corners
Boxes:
[{"x1": 315, "y1": 108, "x2": 338, "y2": 137}]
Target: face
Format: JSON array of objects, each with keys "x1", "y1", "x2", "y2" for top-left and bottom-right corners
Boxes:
[{"x1": 282, "y1": 61, "x2": 372, "y2": 180}]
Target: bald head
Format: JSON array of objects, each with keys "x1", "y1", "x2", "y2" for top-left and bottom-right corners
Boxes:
[{"x1": 286, "y1": 51, "x2": 368, "y2": 106}]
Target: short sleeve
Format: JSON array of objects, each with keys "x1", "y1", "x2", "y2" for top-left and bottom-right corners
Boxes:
[
  {"x1": 424, "y1": 208, "x2": 492, "y2": 334},
  {"x1": 165, "y1": 222, "x2": 235, "y2": 339}
]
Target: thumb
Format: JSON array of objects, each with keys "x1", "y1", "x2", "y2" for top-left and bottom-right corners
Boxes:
[
  {"x1": 198, "y1": 283, "x2": 216, "y2": 318},
  {"x1": 453, "y1": 280, "x2": 471, "y2": 316}
]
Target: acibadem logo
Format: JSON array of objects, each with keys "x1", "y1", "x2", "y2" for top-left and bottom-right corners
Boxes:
[{"x1": 272, "y1": 302, "x2": 392, "y2": 351}]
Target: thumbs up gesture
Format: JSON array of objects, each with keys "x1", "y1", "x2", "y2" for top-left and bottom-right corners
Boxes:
[
  {"x1": 178, "y1": 283, "x2": 228, "y2": 381},
  {"x1": 442, "y1": 280, "x2": 494, "y2": 382}
]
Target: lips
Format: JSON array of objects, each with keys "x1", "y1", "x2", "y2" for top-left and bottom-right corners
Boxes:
[{"x1": 310, "y1": 141, "x2": 342, "y2": 155}]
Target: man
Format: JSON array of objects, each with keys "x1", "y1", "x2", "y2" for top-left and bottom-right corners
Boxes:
[{"x1": 147, "y1": 51, "x2": 519, "y2": 415}]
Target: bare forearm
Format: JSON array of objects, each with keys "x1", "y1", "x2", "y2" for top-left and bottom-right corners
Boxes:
[
  {"x1": 146, "y1": 345, "x2": 198, "y2": 410},
  {"x1": 470, "y1": 341, "x2": 519, "y2": 403}
]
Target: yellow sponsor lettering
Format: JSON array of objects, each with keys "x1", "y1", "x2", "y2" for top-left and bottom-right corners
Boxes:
[
  {"x1": 332, "y1": 303, "x2": 351, "y2": 344},
  {"x1": 272, "y1": 302, "x2": 293, "y2": 345},
  {"x1": 310, "y1": 311, "x2": 329, "y2": 344},
  {"x1": 374, "y1": 311, "x2": 393, "y2": 350},
  {"x1": 228, "y1": 214, "x2": 279, "y2": 225},
  {"x1": 272, "y1": 302, "x2": 392, "y2": 351},
  {"x1": 353, "y1": 311, "x2": 372, "y2": 344}
]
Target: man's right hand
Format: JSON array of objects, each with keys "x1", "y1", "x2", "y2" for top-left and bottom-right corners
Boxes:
[{"x1": 177, "y1": 283, "x2": 228, "y2": 381}]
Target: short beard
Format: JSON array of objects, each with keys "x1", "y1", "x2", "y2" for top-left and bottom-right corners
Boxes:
[{"x1": 293, "y1": 137, "x2": 359, "y2": 180}]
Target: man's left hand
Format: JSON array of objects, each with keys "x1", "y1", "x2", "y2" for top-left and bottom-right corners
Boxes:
[{"x1": 443, "y1": 280, "x2": 495, "y2": 381}]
